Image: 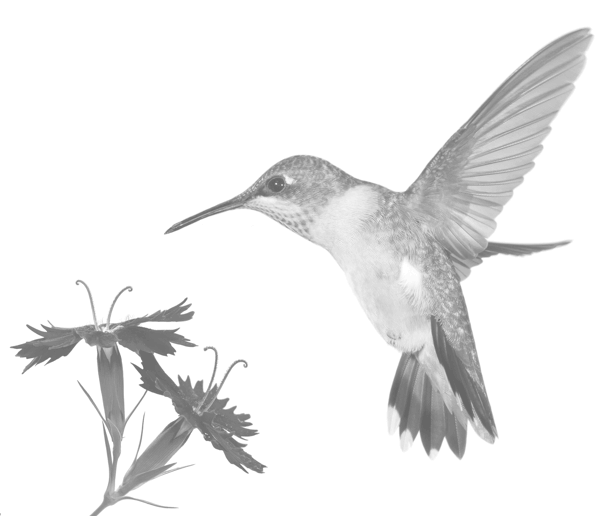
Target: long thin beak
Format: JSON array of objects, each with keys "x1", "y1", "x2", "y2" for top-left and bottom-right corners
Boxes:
[{"x1": 165, "y1": 196, "x2": 244, "y2": 234}]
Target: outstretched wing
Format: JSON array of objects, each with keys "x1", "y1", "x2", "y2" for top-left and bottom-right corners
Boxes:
[{"x1": 403, "y1": 29, "x2": 591, "y2": 261}]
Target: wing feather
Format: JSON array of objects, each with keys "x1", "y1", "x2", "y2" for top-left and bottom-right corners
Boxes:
[
  {"x1": 453, "y1": 239, "x2": 570, "y2": 280},
  {"x1": 403, "y1": 29, "x2": 591, "y2": 260}
]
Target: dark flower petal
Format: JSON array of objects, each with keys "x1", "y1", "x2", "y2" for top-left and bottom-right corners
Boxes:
[
  {"x1": 177, "y1": 375, "x2": 197, "y2": 402},
  {"x1": 190, "y1": 379, "x2": 258, "y2": 438},
  {"x1": 12, "y1": 325, "x2": 85, "y2": 373},
  {"x1": 120, "y1": 299, "x2": 194, "y2": 327},
  {"x1": 115, "y1": 326, "x2": 195, "y2": 355},
  {"x1": 133, "y1": 352, "x2": 180, "y2": 397},
  {"x1": 193, "y1": 411, "x2": 265, "y2": 473},
  {"x1": 212, "y1": 407, "x2": 258, "y2": 439}
]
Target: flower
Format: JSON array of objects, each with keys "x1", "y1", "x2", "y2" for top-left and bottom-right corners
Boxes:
[
  {"x1": 135, "y1": 349, "x2": 265, "y2": 473},
  {"x1": 12, "y1": 280, "x2": 195, "y2": 373}
]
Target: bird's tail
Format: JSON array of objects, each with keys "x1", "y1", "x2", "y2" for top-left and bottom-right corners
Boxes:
[{"x1": 388, "y1": 353, "x2": 468, "y2": 459}]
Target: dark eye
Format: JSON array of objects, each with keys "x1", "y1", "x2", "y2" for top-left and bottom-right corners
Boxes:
[{"x1": 266, "y1": 176, "x2": 286, "y2": 193}]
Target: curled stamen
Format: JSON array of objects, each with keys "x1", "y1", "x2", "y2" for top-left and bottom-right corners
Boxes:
[
  {"x1": 203, "y1": 346, "x2": 219, "y2": 393},
  {"x1": 196, "y1": 346, "x2": 219, "y2": 412},
  {"x1": 105, "y1": 286, "x2": 133, "y2": 330},
  {"x1": 201, "y1": 359, "x2": 248, "y2": 413},
  {"x1": 76, "y1": 280, "x2": 99, "y2": 330}
]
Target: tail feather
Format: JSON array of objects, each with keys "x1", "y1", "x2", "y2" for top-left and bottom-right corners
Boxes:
[
  {"x1": 387, "y1": 352, "x2": 411, "y2": 430},
  {"x1": 420, "y1": 376, "x2": 446, "y2": 459},
  {"x1": 445, "y1": 404, "x2": 467, "y2": 459},
  {"x1": 401, "y1": 366, "x2": 425, "y2": 449},
  {"x1": 388, "y1": 353, "x2": 422, "y2": 449},
  {"x1": 389, "y1": 352, "x2": 468, "y2": 459}
]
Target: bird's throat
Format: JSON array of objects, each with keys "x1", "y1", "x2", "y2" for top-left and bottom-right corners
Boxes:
[{"x1": 308, "y1": 184, "x2": 383, "y2": 266}]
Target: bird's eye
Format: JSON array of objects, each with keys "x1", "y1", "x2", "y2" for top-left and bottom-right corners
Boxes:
[{"x1": 266, "y1": 176, "x2": 286, "y2": 193}]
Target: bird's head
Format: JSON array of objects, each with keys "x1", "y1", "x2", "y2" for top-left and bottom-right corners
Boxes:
[{"x1": 165, "y1": 155, "x2": 361, "y2": 240}]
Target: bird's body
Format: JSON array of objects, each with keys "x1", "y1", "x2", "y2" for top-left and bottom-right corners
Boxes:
[
  {"x1": 307, "y1": 179, "x2": 444, "y2": 353},
  {"x1": 166, "y1": 29, "x2": 592, "y2": 458},
  {"x1": 241, "y1": 156, "x2": 499, "y2": 451}
]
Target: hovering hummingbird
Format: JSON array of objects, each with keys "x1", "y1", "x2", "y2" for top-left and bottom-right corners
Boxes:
[{"x1": 166, "y1": 29, "x2": 591, "y2": 459}]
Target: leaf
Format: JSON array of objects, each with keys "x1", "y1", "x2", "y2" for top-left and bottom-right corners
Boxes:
[
  {"x1": 77, "y1": 380, "x2": 108, "y2": 428},
  {"x1": 117, "y1": 495, "x2": 179, "y2": 510},
  {"x1": 122, "y1": 462, "x2": 179, "y2": 493},
  {"x1": 124, "y1": 390, "x2": 147, "y2": 429}
]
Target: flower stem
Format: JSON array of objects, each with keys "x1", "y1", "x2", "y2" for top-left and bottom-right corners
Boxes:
[
  {"x1": 106, "y1": 429, "x2": 122, "y2": 493},
  {"x1": 89, "y1": 496, "x2": 115, "y2": 516}
]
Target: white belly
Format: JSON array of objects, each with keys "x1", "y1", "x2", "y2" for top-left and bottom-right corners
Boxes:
[
  {"x1": 344, "y1": 265, "x2": 431, "y2": 353},
  {"x1": 307, "y1": 183, "x2": 432, "y2": 352}
]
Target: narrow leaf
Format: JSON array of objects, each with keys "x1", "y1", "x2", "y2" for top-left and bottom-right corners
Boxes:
[
  {"x1": 121, "y1": 463, "x2": 179, "y2": 493},
  {"x1": 133, "y1": 413, "x2": 146, "y2": 465},
  {"x1": 102, "y1": 424, "x2": 113, "y2": 471},
  {"x1": 119, "y1": 496, "x2": 178, "y2": 510},
  {"x1": 152, "y1": 463, "x2": 194, "y2": 480},
  {"x1": 125, "y1": 391, "x2": 147, "y2": 430},
  {"x1": 78, "y1": 381, "x2": 108, "y2": 428}
]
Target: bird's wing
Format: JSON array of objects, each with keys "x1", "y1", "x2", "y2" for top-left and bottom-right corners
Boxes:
[
  {"x1": 403, "y1": 29, "x2": 591, "y2": 261},
  {"x1": 478, "y1": 239, "x2": 570, "y2": 258},
  {"x1": 454, "y1": 239, "x2": 571, "y2": 280},
  {"x1": 430, "y1": 316, "x2": 496, "y2": 440}
]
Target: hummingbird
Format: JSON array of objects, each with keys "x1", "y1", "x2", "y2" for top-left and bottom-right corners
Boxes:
[{"x1": 166, "y1": 29, "x2": 591, "y2": 459}]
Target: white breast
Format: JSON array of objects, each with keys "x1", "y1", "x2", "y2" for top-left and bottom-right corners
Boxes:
[
  {"x1": 308, "y1": 186, "x2": 431, "y2": 353},
  {"x1": 309, "y1": 184, "x2": 381, "y2": 264}
]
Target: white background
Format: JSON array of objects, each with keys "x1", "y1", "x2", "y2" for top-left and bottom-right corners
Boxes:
[{"x1": 1, "y1": 2, "x2": 600, "y2": 515}]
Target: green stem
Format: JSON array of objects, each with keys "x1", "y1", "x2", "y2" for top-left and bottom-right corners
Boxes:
[{"x1": 107, "y1": 431, "x2": 122, "y2": 493}]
